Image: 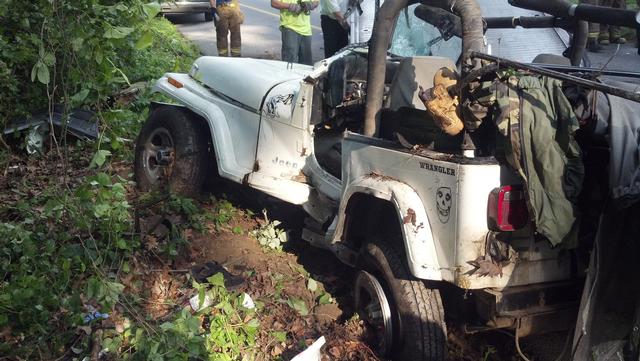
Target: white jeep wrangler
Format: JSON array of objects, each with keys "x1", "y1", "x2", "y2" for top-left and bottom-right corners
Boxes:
[{"x1": 134, "y1": 0, "x2": 586, "y2": 359}]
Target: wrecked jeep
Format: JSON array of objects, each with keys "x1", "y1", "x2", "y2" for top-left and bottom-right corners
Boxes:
[{"x1": 134, "y1": 0, "x2": 640, "y2": 359}]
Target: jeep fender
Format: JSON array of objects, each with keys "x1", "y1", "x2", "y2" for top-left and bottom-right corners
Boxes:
[
  {"x1": 152, "y1": 74, "x2": 251, "y2": 183},
  {"x1": 333, "y1": 176, "x2": 442, "y2": 281}
]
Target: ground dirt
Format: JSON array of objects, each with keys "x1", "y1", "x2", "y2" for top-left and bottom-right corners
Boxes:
[{"x1": 0, "y1": 148, "x2": 569, "y2": 361}]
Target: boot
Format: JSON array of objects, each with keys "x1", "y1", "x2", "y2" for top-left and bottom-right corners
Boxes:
[
  {"x1": 587, "y1": 37, "x2": 604, "y2": 53},
  {"x1": 610, "y1": 36, "x2": 627, "y2": 44},
  {"x1": 599, "y1": 34, "x2": 610, "y2": 45},
  {"x1": 610, "y1": 28, "x2": 627, "y2": 44}
]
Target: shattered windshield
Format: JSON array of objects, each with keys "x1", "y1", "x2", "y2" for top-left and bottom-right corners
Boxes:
[{"x1": 389, "y1": 4, "x2": 462, "y2": 63}]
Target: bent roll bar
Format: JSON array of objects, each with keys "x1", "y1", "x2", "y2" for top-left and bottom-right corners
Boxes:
[{"x1": 509, "y1": 0, "x2": 640, "y2": 29}]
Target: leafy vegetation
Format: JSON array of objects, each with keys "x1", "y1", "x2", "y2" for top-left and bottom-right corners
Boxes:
[
  {"x1": 0, "y1": 1, "x2": 203, "y2": 359},
  {"x1": 0, "y1": 0, "x2": 198, "y2": 135},
  {"x1": 0, "y1": 2, "x2": 377, "y2": 361},
  {"x1": 250, "y1": 210, "x2": 288, "y2": 251}
]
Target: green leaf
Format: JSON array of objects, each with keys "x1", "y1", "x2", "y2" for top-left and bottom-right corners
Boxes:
[
  {"x1": 232, "y1": 226, "x2": 243, "y2": 235},
  {"x1": 71, "y1": 89, "x2": 90, "y2": 104},
  {"x1": 30, "y1": 62, "x2": 38, "y2": 82},
  {"x1": 104, "y1": 26, "x2": 134, "y2": 39},
  {"x1": 286, "y1": 298, "x2": 308, "y2": 316},
  {"x1": 186, "y1": 314, "x2": 201, "y2": 333},
  {"x1": 36, "y1": 62, "x2": 50, "y2": 85},
  {"x1": 86, "y1": 277, "x2": 102, "y2": 300},
  {"x1": 318, "y1": 292, "x2": 332, "y2": 305},
  {"x1": 198, "y1": 287, "x2": 206, "y2": 309},
  {"x1": 143, "y1": 2, "x2": 162, "y2": 18},
  {"x1": 206, "y1": 273, "x2": 225, "y2": 288},
  {"x1": 135, "y1": 31, "x2": 154, "y2": 50},
  {"x1": 106, "y1": 282, "x2": 125, "y2": 297},
  {"x1": 272, "y1": 331, "x2": 287, "y2": 342},
  {"x1": 94, "y1": 203, "x2": 110, "y2": 218},
  {"x1": 43, "y1": 52, "x2": 55, "y2": 66},
  {"x1": 307, "y1": 278, "x2": 318, "y2": 292},
  {"x1": 246, "y1": 318, "x2": 259, "y2": 329},
  {"x1": 95, "y1": 172, "x2": 112, "y2": 187},
  {"x1": 71, "y1": 37, "x2": 84, "y2": 52},
  {"x1": 116, "y1": 238, "x2": 128, "y2": 249},
  {"x1": 90, "y1": 150, "x2": 112, "y2": 168},
  {"x1": 160, "y1": 322, "x2": 174, "y2": 331}
]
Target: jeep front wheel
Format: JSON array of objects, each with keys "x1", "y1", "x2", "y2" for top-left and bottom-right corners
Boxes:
[
  {"x1": 356, "y1": 240, "x2": 446, "y2": 361},
  {"x1": 134, "y1": 106, "x2": 208, "y2": 197}
]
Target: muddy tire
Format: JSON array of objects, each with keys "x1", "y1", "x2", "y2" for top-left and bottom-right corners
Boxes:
[
  {"x1": 357, "y1": 240, "x2": 446, "y2": 361},
  {"x1": 134, "y1": 106, "x2": 209, "y2": 197}
]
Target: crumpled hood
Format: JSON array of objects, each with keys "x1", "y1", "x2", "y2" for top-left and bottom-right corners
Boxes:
[{"x1": 189, "y1": 56, "x2": 312, "y2": 110}]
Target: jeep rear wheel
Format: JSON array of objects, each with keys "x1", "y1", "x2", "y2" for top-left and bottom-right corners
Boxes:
[
  {"x1": 357, "y1": 240, "x2": 446, "y2": 361},
  {"x1": 134, "y1": 106, "x2": 209, "y2": 197}
]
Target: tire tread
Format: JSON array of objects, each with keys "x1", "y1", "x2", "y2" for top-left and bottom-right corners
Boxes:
[{"x1": 363, "y1": 239, "x2": 446, "y2": 361}]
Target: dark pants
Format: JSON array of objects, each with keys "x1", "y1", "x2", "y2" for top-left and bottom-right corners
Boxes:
[
  {"x1": 321, "y1": 15, "x2": 349, "y2": 58},
  {"x1": 281, "y1": 26, "x2": 312, "y2": 65}
]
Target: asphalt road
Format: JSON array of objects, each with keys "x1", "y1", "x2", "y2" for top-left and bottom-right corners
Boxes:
[{"x1": 164, "y1": 0, "x2": 325, "y2": 62}]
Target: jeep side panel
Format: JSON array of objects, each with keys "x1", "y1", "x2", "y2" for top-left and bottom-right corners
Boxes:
[{"x1": 337, "y1": 132, "x2": 574, "y2": 289}]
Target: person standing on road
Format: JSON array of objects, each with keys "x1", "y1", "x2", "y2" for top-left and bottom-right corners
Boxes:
[
  {"x1": 598, "y1": 0, "x2": 627, "y2": 45},
  {"x1": 271, "y1": 0, "x2": 319, "y2": 65},
  {"x1": 580, "y1": 0, "x2": 603, "y2": 52},
  {"x1": 320, "y1": 0, "x2": 349, "y2": 58},
  {"x1": 210, "y1": 0, "x2": 244, "y2": 57}
]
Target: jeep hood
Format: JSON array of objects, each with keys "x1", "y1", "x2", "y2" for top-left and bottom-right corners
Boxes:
[{"x1": 189, "y1": 56, "x2": 313, "y2": 110}]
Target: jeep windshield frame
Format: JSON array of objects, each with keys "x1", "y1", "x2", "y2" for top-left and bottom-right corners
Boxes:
[
  {"x1": 388, "y1": 4, "x2": 462, "y2": 63},
  {"x1": 364, "y1": 0, "x2": 485, "y2": 138}
]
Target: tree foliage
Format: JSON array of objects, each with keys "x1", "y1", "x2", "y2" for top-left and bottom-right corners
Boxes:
[
  {"x1": 0, "y1": 0, "x2": 197, "y2": 133},
  {"x1": 0, "y1": 1, "x2": 202, "y2": 359}
]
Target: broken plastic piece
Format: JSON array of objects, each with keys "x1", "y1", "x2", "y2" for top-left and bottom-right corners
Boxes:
[
  {"x1": 291, "y1": 336, "x2": 326, "y2": 361},
  {"x1": 190, "y1": 261, "x2": 245, "y2": 290},
  {"x1": 242, "y1": 293, "x2": 255, "y2": 309},
  {"x1": 83, "y1": 310, "x2": 109, "y2": 323},
  {"x1": 189, "y1": 293, "x2": 214, "y2": 312},
  {"x1": 26, "y1": 124, "x2": 48, "y2": 155},
  {"x1": 4, "y1": 105, "x2": 98, "y2": 140}
]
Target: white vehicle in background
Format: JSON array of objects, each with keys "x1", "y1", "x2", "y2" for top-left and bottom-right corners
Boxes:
[
  {"x1": 160, "y1": 0, "x2": 214, "y2": 22},
  {"x1": 134, "y1": 0, "x2": 600, "y2": 359}
]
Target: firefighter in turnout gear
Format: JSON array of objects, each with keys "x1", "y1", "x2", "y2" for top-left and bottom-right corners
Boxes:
[
  {"x1": 599, "y1": 0, "x2": 627, "y2": 44},
  {"x1": 210, "y1": 0, "x2": 244, "y2": 57}
]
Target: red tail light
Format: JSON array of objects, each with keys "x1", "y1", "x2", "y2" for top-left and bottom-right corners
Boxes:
[{"x1": 487, "y1": 185, "x2": 529, "y2": 232}]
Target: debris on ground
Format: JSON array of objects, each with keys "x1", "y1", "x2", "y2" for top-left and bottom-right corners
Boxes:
[
  {"x1": 0, "y1": 149, "x2": 535, "y2": 360},
  {"x1": 190, "y1": 260, "x2": 245, "y2": 290},
  {"x1": 4, "y1": 104, "x2": 99, "y2": 140},
  {"x1": 291, "y1": 336, "x2": 325, "y2": 361}
]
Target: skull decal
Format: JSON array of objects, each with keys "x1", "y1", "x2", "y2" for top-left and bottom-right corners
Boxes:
[{"x1": 436, "y1": 187, "x2": 452, "y2": 223}]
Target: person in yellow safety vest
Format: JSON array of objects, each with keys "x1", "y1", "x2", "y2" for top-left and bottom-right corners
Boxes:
[
  {"x1": 209, "y1": 0, "x2": 244, "y2": 57},
  {"x1": 598, "y1": 0, "x2": 627, "y2": 45},
  {"x1": 271, "y1": 0, "x2": 319, "y2": 65}
]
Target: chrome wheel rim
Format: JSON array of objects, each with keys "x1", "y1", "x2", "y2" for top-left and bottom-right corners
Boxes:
[
  {"x1": 355, "y1": 270, "x2": 394, "y2": 355},
  {"x1": 142, "y1": 127, "x2": 175, "y2": 184}
]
